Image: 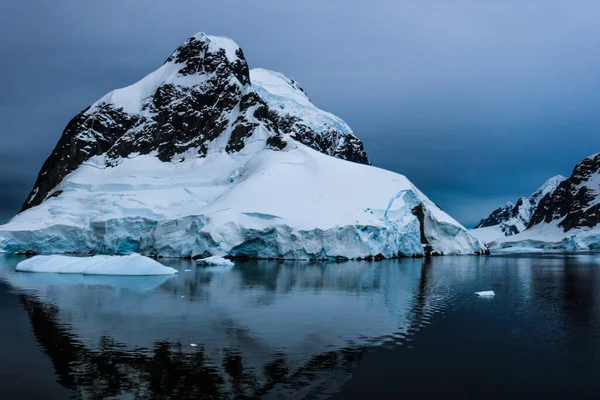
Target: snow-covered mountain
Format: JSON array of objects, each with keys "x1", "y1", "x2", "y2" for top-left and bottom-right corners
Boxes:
[
  {"x1": 472, "y1": 153, "x2": 600, "y2": 252},
  {"x1": 0, "y1": 32, "x2": 486, "y2": 259},
  {"x1": 471, "y1": 175, "x2": 566, "y2": 242}
]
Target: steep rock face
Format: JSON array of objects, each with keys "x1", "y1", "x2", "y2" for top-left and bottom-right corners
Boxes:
[
  {"x1": 22, "y1": 33, "x2": 368, "y2": 211},
  {"x1": 473, "y1": 175, "x2": 566, "y2": 238},
  {"x1": 528, "y1": 153, "x2": 600, "y2": 231},
  {"x1": 475, "y1": 202, "x2": 518, "y2": 235}
]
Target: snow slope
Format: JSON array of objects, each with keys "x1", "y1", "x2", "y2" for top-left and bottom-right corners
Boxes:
[
  {"x1": 0, "y1": 32, "x2": 486, "y2": 259},
  {"x1": 0, "y1": 143, "x2": 485, "y2": 258}
]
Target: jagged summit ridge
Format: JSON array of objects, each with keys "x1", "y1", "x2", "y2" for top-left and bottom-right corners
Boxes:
[
  {"x1": 474, "y1": 174, "x2": 566, "y2": 236},
  {"x1": 22, "y1": 32, "x2": 368, "y2": 211}
]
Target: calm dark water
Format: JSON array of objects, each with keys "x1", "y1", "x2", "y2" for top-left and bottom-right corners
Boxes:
[{"x1": 0, "y1": 254, "x2": 599, "y2": 399}]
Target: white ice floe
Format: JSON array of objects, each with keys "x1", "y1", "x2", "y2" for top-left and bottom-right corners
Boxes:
[
  {"x1": 16, "y1": 254, "x2": 178, "y2": 276},
  {"x1": 196, "y1": 256, "x2": 235, "y2": 267},
  {"x1": 475, "y1": 290, "x2": 495, "y2": 297}
]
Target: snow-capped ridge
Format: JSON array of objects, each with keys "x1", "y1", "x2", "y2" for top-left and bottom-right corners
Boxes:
[
  {"x1": 472, "y1": 174, "x2": 566, "y2": 243},
  {"x1": 250, "y1": 68, "x2": 354, "y2": 137},
  {"x1": 473, "y1": 152, "x2": 600, "y2": 252},
  {"x1": 531, "y1": 175, "x2": 566, "y2": 200},
  {"x1": 191, "y1": 32, "x2": 242, "y2": 64},
  {"x1": 88, "y1": 32, "x2": 246, "y2": 117}
]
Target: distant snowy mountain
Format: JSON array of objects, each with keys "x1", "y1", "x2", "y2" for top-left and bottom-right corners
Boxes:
[
  {"x1": 471, "y1": 175, "x2": 566, "y2": 242},
  {"x1": 0, "y1": 32, "x2": 486, "y2": 259},
  {"x1": 472, "y1": 153, "x2": 600, "y2": 252}
]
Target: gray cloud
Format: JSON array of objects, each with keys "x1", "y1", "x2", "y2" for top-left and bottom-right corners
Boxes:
[{"x1": 1, "y1": 0, "x2": 599, "y2": 226}]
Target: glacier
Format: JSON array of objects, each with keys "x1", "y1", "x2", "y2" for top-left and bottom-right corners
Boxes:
[
  {"x1": 0, "y1": 144, "x2": 486, "y2": 258},
  {"x1": 0, "y1": 32, "x2": 487, "y2": 259}
]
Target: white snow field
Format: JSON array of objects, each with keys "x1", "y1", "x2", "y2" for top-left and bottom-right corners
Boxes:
[
  {"x1": 0, "y1": 33, "x2": 486, "y2": 259},
  {"x1": 16, "y1": 254, "x2": 178, "y2": 275},
  {"x1": 0, "y1": 144, "x2": 485, "y2": 259},
  {"x1": 196, "y1": 256, "x2": 235, "y2": 266}
]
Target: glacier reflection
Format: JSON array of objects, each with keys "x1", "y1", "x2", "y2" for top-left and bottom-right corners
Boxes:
[
  {"x1": 0, "y1": 256, "x2": 456, "y2": 398},
  {"x1": 1, "y1": 254, "x2": 600, "y2": 398}
]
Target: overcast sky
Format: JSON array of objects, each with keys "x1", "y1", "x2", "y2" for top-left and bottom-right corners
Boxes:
[{"x1": 1, "y1": 0, "x2": 599, "y2": 226}]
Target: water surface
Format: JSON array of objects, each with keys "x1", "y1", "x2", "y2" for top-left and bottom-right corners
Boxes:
[{"x1": 0, "y1": 255, "x2": 599, "y2": 399}]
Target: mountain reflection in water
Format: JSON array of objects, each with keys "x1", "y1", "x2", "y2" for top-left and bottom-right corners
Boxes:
[{"x1": 1, "y1": 255, "x2": 600, "y2": 399}]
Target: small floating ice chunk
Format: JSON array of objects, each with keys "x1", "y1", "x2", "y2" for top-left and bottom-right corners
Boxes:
[
  {"x1": 475, "y1": 290, "x2": 495, "y2": 297},
  {"x1": 196, "y1": 256, "x2": 234, "y2": 267},
  {"x1": 16, "y1": 254, "x2": 178, "y2": 276},
  {"x1": 190, "y1": 343, "x2": 198, "y2": 347}
]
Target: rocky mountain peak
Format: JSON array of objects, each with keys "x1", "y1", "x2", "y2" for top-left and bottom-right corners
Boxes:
[
  {"x1": 475, "y1": 202, "x2": 514, "y2": 229},
  {"x1": 529, "y1": 153, "x2": 600, "y2": 231},
  {"x1": 21, "y1": 32, "x2": 369, "y2": 212},
  {"x1": 531, "y1": 175, "x2": 567, "y2": 201},
  {"x1": 164, "y1": 33, "x2": 250, "y2": 86},
  {"x1": 474, "y1": 174, "x2": 567, "y2": 236}
]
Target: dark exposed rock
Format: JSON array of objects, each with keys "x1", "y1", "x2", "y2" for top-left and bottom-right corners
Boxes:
[
  {"x1": 266, "y1": 135, "x2": 287, "y2": 150},
  {"x1": 475, "y1": 202, "x2": 515, "y2": 229},
  {"x1": 22, "y1": 105, "x2": 139, "y2": 211},
  {"x1": 373, "y1": 253, "x2": 385, "y2": 261},
  {"x1": 226, "y1": 122, "x2": 258, "y2": 153},
  {"x1": 529, "y1": 153, "x2": 600, "y2": 232},
  {"x1": 411, "y1": 204, "x2": 433, "y2": 256}
]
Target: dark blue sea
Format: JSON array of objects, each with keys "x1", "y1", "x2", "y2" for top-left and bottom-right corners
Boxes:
[{"x1": 1, "y1": 254, "x2": 599, "y2": 399}]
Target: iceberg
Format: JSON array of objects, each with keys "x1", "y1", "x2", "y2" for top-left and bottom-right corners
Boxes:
[
  {"x1": 475, "y1": 290, "x2": 495, "y2": 298},
  {"x1": 16, "y1": 254, "x2": 178, "y2": 276},
  {"x1": 196, "y1": 256, "x2": 235, "y2": 266}
]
